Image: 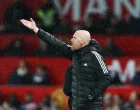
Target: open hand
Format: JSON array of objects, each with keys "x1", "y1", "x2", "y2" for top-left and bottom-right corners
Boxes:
[{"x1": 20, "y1": 18, "x2": 39, "y2": 33}]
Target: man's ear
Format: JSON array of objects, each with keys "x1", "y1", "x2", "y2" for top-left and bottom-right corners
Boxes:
[
  {"x1": 82, "y1": 38, "x2": 85, "y2": 43},
  {"x1": 80, "y1": 39, "x2": 85, "y2": 47}
]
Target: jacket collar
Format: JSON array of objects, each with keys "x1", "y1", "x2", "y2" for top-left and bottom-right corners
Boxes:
[
  {"x1": 75, "y1": 45, "x2": 96, "y2": 55},
  {"x1": 75, "y1": 40, "x2": 100, "y2": 55}
]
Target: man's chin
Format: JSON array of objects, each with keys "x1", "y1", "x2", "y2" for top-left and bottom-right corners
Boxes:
[
  {"x1": 71, "y1": 46, "x2": 77, "y2": 51},
  {"x1": 71, "y1": 47, "x2": 75, "y2": 51},
  {"x1": 71, "y1": 47, "x2": 79, "y2": 51}
]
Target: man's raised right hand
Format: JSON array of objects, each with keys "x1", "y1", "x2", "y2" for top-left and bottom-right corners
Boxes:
[{"x1": 20, "y1": 18, "x2": 39, "y2": 33}]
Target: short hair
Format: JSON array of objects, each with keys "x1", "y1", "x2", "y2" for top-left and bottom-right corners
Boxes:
[{"x1": 76, "y1": 30, "x2": 91, "y2": 42}]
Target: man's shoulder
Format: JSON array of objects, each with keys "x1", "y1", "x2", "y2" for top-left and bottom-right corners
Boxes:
[
  {"x1": 90, "y1": 51, "x2": 104, "y2": 61},
  {"x1": 90, "y1": 51, "x2": 101, "y2": 57}
]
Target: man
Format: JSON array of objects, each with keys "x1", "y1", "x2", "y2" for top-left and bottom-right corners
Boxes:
[
  {"x1": 3, "y1": 0, "x2": 30, "y2": 33},
  {"x1": 36, "y1": 0, "x2": 60, "y2": 33},
  {"x1": 63, "y1": 40, "x2": 102, "y2": 110},
  {"x1": 20, "y1": 18, "x2": 112, "y2": 110}
]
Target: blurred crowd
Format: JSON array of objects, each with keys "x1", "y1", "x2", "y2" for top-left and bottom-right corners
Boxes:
[
  {"x1": 8, "y1": 60, "x2": 50, "y2": 85},
  {"x1": 0, "y1": 37, "x2": 122, "y2": 57},
  {"x1": 0, "y1": 37, "x2": 139, "y2": 87},
  {"x1": 103, "y1": 91, "x2": 140, "y2": 110},
  {"x1": 1, "y1": 0, "x2": 140, "y2": 110},
  {"x1": 0, "y1": 93, "x2": 57, "y2": 110},
  {"x1": 5, "y1": 58, "x2": 140, "y2": 86},
  {"x1": 0, "y1": 39, "x2": 62, "y2": 57},
  {"x1": 0, "y1": 0, "x2": 140, "y2": 34},
  {"x1": 0, "y1": 90, "x2": 140, "y2": 110},
  {"x1": 0, "y1": 0, "x2": 72, "y2": 34}
]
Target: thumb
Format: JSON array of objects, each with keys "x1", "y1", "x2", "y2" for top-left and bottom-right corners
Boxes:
[{"x1": 30, "y1": 18, "x2": 34, "y2": 22}]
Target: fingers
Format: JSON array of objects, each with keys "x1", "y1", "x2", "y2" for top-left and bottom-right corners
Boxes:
[
  {"x1": 20, "y1": 19, "x2": 28, "y2": 23},
  {"x1": 30, "y1": 18, "x2": 34, "y2": 22},
  {"x1": 20, "y1": 19, "x2": 23, "y2": 23},
  {"x1": 20, "y1": 19, "x2": 29, "y2": 27},
  {"x1": 20, "y1": 19, "x2": 25, "y2": 24}
]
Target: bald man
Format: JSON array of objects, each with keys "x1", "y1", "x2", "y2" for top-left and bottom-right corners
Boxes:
[{"x1": 20, "y1": 18, "x2": 112, "y2": 110}]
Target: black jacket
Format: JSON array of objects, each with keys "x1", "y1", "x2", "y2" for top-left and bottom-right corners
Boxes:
[
  {"x1": 63, "y1": 65, "x2": 73, "y2": 109},
  {"x1": 37, "y1": 29, "x2": 112, "y2": 110},
  {"x1": 63, "y1": 65, "x2": 72, "y2": 96}
]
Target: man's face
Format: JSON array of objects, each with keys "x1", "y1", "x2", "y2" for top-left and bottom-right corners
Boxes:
[
  {"x1": 71, "y1": 34, "x2": 82, "y2": 51},
  {"x1": 71, "y1": 30, "x2": 91, "y2": 51}
]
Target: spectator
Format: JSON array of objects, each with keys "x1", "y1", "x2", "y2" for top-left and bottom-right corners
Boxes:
[
  {"x1": 106, "y1": 16, "x2": 120, "y2": 34},
  {"x1": 3, "y1": 93, "x2": 20, "y2": 110},
  {"x1": 131, "y1": 64, "x2": 140, "y2": 85},
  {"x1": 100, "y1": 38, "x2": 122, "y2": 57},
  {"x1": 123, "y1": 91, "x2": 138, "y2": 110},
  {"x1": 80, "y1": 14, "x2": 98, "y2": 34},
  {"x1": 135, "y1": 100, "x2": 140, "y2": 110},
  {"x1": 39, "y1": 95, "x2": 57, "y2": 110},
  {"x1": 54, "y1": 20, "x2": 73, "y2": 35},
  {"x1": 35, "y1": 40, "x2": 61, "y2": 57},
  {"x1": 36, "y1": 0, "x2": 60, "y2": 33},
  {"x1": 103, "y1": 93, "x2": 113, "y2": 110},
  {"x1": 35, "y1": 40, "x2": 49, "y2": 56},
  {"x1": 123, "y1": 14, "x2": 140, "y2": 34},
  {"x1": 8, "y1": 60, "x2": 32, "y2": 85},
  {"x1": 2, "y1": 0, "x2": 31, "y2": 33},
  {"x1": 96, "y1": 11, "x2": 112, "y2": 34},
  {"x1": 116, "y1": 17, "x2": 129, "y2": 34},
  {"x1": 32, "y1": 65, "x2": 50, "y2": 85},
  {"x1": 20, "y1": 93, "x2": 37, "y2": 110},
  {"x1": 2, "y1": 39, "x2": 25, "y2": 56},
  {"x1": 112, "y1": 94, "x2": 124, "y2": 110}
]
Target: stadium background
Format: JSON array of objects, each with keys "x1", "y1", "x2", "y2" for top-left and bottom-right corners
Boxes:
[{"x1": 0, "y1": 0, "x2": 140, "y2": 110}]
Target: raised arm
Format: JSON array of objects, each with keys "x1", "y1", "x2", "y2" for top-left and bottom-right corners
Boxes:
[{"x1": 20, "y1": 18, "x2": 72, "y2": 58}]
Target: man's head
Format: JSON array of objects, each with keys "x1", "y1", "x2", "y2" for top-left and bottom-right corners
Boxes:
[{"x1": 71, "y1": 30, "x2": 91, "y2": 51}]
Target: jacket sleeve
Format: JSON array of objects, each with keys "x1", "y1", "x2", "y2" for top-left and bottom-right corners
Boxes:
[
  {"x1": 37, "y1": 29, "x2": 73, "y2": 59},
  {"x1": 90, "y1": 51, "x2": 112, "y2": 99}
]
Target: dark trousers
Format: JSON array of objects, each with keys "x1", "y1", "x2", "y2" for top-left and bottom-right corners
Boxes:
[
  {"x1": 68, "y1": 96, "x2": 72, "y2": 109},
  {"x1": 70, "y1": 96, "x2": 103, "y2": 110}
]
